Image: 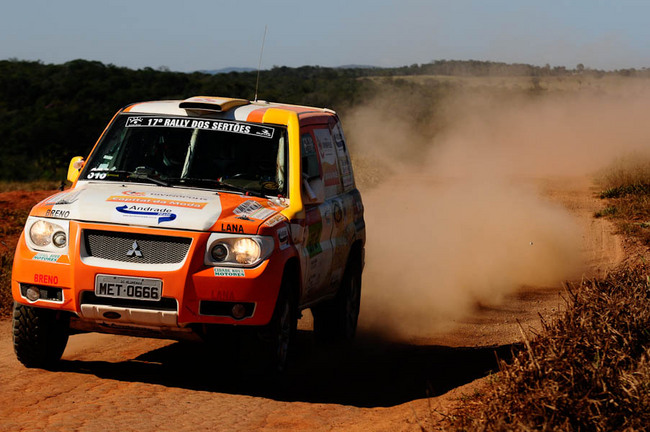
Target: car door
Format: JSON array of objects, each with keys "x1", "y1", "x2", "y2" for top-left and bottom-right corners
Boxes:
[{"x1": 298, "y1": 125, "x2": 335, "y2": 303}]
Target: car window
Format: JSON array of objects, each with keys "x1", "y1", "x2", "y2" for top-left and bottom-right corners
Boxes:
[
  {"x1": 81, "y1": 114, "x2": 288, "y2": 196},
  {"x1": 313, "y1": 127, "x2": 342, "y2": 199},
  {"x1": 331, "y1": 122, "x2": 354, "y2": 192},
  {"x1": 301, "y1": 133, "x2": 320, "y2": 180}
]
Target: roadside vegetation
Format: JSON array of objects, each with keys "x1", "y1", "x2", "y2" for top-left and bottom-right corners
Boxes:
[
  {"x1": 447, "y1": 159, "x2": 650, "y2": 431},
  {"x1": 0, "y1": 206, "x2": 30, "y2": 317},
  {"x1": 451, "y1": 266, "x2": 650, "y2": 431},
  {"x1": 595, "y1": 153, "x2": 650, "y2": 245},
  {"x1": 0, "y1": 185, "x2": 58, "y2": 317}
]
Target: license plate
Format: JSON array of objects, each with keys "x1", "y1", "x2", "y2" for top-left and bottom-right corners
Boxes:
[{"x1": 95, "y1": 275, "x2": 162, "y2": 301}]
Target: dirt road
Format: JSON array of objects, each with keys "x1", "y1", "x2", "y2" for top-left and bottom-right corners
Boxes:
[{"x1": 0, "y1": 177, "x2": 623, "y2": 431}]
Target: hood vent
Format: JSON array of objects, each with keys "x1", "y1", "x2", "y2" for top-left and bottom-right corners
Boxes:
[{"x1": 179, "y1": 96, "x2": 249, "y2": 113}]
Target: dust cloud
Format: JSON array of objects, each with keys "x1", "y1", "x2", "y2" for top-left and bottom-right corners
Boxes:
[{"x1": 348, "y1": 81, "x2": 650, "y2": 341}]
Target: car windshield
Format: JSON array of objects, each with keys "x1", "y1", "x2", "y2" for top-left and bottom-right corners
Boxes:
[{"x1": 80, "y1": 114, "x2": 287, "y2": 197}]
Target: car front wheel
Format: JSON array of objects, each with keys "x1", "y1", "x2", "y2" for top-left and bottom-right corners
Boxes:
[
  {"x1": 13, "y1": 303, "x2": 70, "y2": 369},
  {"x1": 264, "y1": 275, "x2": 298, "y2": 373}
]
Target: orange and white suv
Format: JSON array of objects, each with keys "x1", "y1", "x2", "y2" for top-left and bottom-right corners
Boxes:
[{"x1": 12, "y1": 96, "x2": 365, "y2": 371}]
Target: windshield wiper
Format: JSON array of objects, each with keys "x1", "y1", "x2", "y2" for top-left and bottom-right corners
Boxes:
[
  {"x1": 169, "y1": 177, "x2": 264, "y2": 197},
  {"x1": 128, "y1": 173, "x2": 171, "y2": 187}
]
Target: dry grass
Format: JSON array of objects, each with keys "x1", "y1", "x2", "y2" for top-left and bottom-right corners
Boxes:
[
  {"x1": 595, "y1": 152, "x2": 650, "y2": 245},
  {"x1": 453, "y1": 266, "x2": 650, "y2": 431},
  {"x1": 596, "y1": 152, "x2": 650, "y2": 193}
]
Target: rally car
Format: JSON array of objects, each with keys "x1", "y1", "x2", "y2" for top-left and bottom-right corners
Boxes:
[{"x1": 12, "y1": 96, "x2": 365, "y2": 371}]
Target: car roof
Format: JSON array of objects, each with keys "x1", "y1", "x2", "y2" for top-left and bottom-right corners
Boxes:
[{"x1": 122, "y1": 96, "x2": 336, "y2": 125}]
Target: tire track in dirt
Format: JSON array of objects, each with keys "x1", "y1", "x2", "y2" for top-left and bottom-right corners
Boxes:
[{"x1": 0, "y1": 176, "x2": 624, "y2": 431}]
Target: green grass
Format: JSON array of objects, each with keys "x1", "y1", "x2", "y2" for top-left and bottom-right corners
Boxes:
[
  {"x1": 600, "y1": 183, "x2": 650, "y2": 199},
  {"x1": 594, "y1": 206, "x2": 618, "y2": 218}
]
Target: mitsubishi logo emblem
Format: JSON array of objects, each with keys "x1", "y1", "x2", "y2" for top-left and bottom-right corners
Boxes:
[{"x1": 127, "y1": 241, "x2": 143, "y2": 258}]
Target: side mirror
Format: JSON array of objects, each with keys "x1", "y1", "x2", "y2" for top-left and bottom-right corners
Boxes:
[
  {"x1": 67, "y1": 156, "x2": 85, "y2": 183},
  {"x1": 302, "y1": 175, "x2": 324, "y2": 205}
]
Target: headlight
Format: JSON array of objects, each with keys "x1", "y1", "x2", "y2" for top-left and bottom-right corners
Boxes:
[
  {"x1": 25, "y1": 217, "x2": 70, "y2": 254},
  {"x1": 210, "y1": 244, "x2": 229, "y2": 261},
  {"x1": 30, "y1": 220, "x2": 54, "y2": 246},
  {"x1": 205, "y1": 234, "x2": 273, "y2": 268},
  {"x1": 232, "y1": 238, "x2": 261, "y2": 264}
]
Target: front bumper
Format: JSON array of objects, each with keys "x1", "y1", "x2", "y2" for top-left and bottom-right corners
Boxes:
[{"x1": 12, "y1": 221, "x2": 287, "y2": 332}]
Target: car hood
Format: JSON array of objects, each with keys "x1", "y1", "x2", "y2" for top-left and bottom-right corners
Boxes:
[{"x1": 31, "y1": 182, "x2": 286, "y2": 233}]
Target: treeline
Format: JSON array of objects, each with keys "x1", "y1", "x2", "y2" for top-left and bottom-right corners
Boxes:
[
  {"x1": 0, "y1": 59, "x2": 370, "y2": 181},
  {"x1": 0, "y1": 58, "x2": 646, "y2": 181}
]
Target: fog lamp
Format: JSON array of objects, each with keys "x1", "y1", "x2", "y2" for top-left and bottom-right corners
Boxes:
[
  {"x1": 25, "y1": 286, "x2": 40, "y2": 302},
  {"x1": 52, "y1": 231, "x2": 67, "y2": 248},
  {"x1": 232, "y1": 303, "x2": 246, "y2": 319}
]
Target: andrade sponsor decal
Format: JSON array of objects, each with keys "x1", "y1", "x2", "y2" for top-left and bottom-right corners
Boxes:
[
  {"x1": 107, "y1": 195, "x2": 208, "y2": 209},
  {"x1": 115, "y1": 205, "x2": 177, "y2": 224}
]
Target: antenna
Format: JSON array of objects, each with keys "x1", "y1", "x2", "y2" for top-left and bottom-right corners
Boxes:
[{"x1": 254, "y1": 25, "x2": 268, "y2": 102}]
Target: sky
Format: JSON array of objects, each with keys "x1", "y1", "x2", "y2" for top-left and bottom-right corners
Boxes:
[{"x1": 1, "y1": 0, "x2": 649, "y2": 72}]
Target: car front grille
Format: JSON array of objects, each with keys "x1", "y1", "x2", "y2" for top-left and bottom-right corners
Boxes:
[{"x1": 84, "y1": 229, "x2": 192, "y2": 264}]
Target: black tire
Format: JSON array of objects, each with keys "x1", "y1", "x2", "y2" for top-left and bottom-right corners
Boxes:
[
  {"x1": 12, "y1": 303, "x2": 70, "y2": 369},
  {"x1": 263, "y1": 274, "x2": 298, "y2": 373},
  {"x1": 312, "y1": 259, "x2": 362, "y2": 342}
]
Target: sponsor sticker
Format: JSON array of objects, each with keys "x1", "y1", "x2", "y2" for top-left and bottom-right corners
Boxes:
[
  {"x1": 125, "y1": 116, "x2": 275, "y2": 139},
  {"x1": 248, "y1": 207, "x2": 275, "y2": 220},
  {"x1": 234, "y1": 200, "x2": 262, "y2": 216},
  {"x1": 277, "y1": 227, "x2": 290, "y2": 250},
  {"x1": 213, "y1": 267, "x2": 246, "y2": 277},
  {"x1": 115, "y1": 205, "x2": 177, "y2": 224},
  {"x1": 233, "y1": 200, "x2": 275, "y2": 220},
  {"x1": 32, "y1": 253, "x2": 61, "y2": 263},
  {"x1": 122, "y1": 190, "x2": 209, "y2": 201},
  {"x1": 306, "y1": 221, "x2": 323, "y2": 257},
  {"x1": 264, "y1": 213, "x2": 287, "y2": 227},
  {"x1": 107, "y1": 195, "x2": 207, "y2": 209}
]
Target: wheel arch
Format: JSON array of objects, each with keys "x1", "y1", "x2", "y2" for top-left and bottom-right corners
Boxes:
[
  {"x1": 347, "y1": 239, "x2": 365, "y2": 273},
  {"x1": 281, "y1": 257, "x2": 301, "y2": 306}
]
